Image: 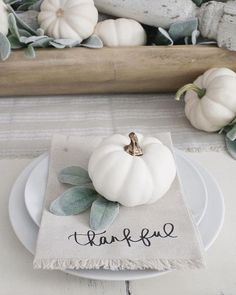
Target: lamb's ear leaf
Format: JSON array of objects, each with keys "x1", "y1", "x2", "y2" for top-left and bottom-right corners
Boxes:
[
  {"x1": 8, "y1": 34, "x2": 23, "y2": 49},
  {"x1": 226, "y1": 123, "x2": 236, "y2": 141},
  {"x1": 225, "y1": 135, "x2": 236, "y2": 160},
  {"x1": 24, "y1": 44, "x2": 36, "y2": 58},
  {"x1": 50, "y1": 186, "x2": 98, "y2": 216},
  {"x1": 0, "y1": 33, "x2": 11, "y2": 61},
  {"x1": 169, "y1": 17, "x2": 198, "y2": 41},
  {"x1": 80, "y1": 35, "x2": 103, "y2": 48},
  {"x1": 90, "y1": 196, "x2": 120, "y2": 231},
  {"x1": 8, "y1": 13, "x2": 20, "y2": 40},
  {"x1": 58, "y1": 166, "x2": 91, "y2": 185},
  {"x1": 153, "y1": 27, "x2": 173, "y2": 46}
]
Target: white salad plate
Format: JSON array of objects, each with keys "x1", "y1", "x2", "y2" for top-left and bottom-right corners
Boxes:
[
  {"x1": 8, "y1": 150, "x2": 225, "y2": 281},
  {"x1": 24, "y1": 150, "x2": 208, "y2": 227}
]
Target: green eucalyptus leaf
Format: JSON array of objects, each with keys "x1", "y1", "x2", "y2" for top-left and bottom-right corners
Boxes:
[
  {"x1": 81, "y1": 35, "x2": 103, "y2": 48},
  {"x1": 90, "y1": 196, "x2": 119, "y2": 230},
  {"x1": 226, "y1": 123, "x2": 236, "y2": 141},
  {"x1": 225, "y1": 136, "x2": 236, "y2": 160},
  {"x1": 50, "y1": 186, "x2": 98, "y2": 216},
  {"x1": 169, "y1": 18, "x2": 198, "y2": 41},
  {"x1": 153, "y1": 27, "x2": 173, "y2": 46},
  {"x1": 58, "y1": 166, "x2": 91, "y2": 185},
  {"x1": 0, "y1": 33, "x2": 11, "y2": 61},
  {"x1": 8, "y1": 13, "x2": 20, "y2": 40},
  {"x1": 8, "y1": 34, "x2": 23, "y2": 49},
  {"x1": 24, "y1": 44, "x2": 36, "y2": 58}
]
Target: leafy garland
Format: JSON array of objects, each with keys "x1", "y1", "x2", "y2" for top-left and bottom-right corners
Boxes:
[
  {"x1": 0, "y1": 0, "x2": 103, "y2": 61},
  {"x1": 0, "y1": 0, "x2": 217, "y2": 61}
]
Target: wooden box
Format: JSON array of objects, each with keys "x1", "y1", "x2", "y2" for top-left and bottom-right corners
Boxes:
[{"x1": 0, "y1": 45, "x2": 236, "y2": 96}]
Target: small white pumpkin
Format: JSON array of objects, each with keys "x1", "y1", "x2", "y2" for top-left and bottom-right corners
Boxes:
[
  {"x1": 0, "y1": 0, "x2": 8, "y2": 36},
  {"x1": 38, "y1": 0, "x2": 98, "y2": 41},
  {"x1": 94, "y1": 18, "x2": 147, "y2": 47},
  {"x1": 88, "y1": 132, "x2": 176, "y2": 207},
  {"x1": 176, "y1": 68, "x2": 236, "y2": 132}
]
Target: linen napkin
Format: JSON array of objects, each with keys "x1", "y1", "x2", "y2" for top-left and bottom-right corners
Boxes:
[{"x1": 33, "y1": 133, "x2": 205, "y2": 271}]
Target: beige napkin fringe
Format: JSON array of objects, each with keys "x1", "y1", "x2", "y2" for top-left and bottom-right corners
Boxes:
[{"x1": 33, "y1": 258, "x2": 205, "y2": 271}]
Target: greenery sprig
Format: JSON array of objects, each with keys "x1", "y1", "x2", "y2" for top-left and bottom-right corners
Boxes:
[{"x1": 50, "y1": 166, "x2": 120, "y2": 231}]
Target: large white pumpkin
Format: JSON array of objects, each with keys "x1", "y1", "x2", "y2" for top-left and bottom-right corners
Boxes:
[
  {"x1": 0, "y1": 0, "x2": 8, "y2": 36},
  {"x1": 94, "y1": 18, "x2": 147, "y2": 47},
  {"x1": 88, "y1": 132, "x2": 176, "y2": 207},
  {"x1": 176, "y1": 68, "x2": 236, "y2": 132},
  {"x1": 38, "y1": 0, "x2": 98, "y2": 41}
]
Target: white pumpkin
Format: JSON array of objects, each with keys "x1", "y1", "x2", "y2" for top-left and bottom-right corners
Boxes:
[
  {"x1": 88, "y1": 132, "x2": 176, "y2": 207},
  {"x1": 176, "y1": 68, "x2": 236, "y2": 132},
  {"x1": 0, "y1": 0, "x2": 8, "y2": 36},
  {"x1": 94, "y1": 18, "x2": 147, "y2": 47},
  {"x1": 38, "y1": 0, "x2": 98, "y2": 41}
]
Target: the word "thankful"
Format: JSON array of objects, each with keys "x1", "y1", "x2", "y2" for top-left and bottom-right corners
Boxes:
[{"x1": 67, "y1": 223, "x2": 177, "y2": 247}]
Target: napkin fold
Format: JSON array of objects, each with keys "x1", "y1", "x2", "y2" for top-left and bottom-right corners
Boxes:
[{"x1": 33, "y1": 133, "x2": 205, "y2": 271}]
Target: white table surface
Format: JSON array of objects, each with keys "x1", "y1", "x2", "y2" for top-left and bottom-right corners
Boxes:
[{"x1": 1, "y1": 151, "x2": 235, "y2": 294}]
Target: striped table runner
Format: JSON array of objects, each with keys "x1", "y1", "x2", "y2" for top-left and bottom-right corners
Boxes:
[{"x1": 0, "y1": 94, "x2": 224, "y2": 158}]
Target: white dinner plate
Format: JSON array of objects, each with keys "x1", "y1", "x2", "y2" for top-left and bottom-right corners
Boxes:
[
  {"x1": 24, "y1": 150, "x2": 208, "y2": 227},
  {"x1": 8, "y1": 150, "x2": 224, "y2": 281}
]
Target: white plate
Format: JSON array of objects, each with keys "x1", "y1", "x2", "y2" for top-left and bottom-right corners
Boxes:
[
  {"x1": 8, "y1": 150, "x2": 224, "y2": 281},
  {"x1": 24, "y1": 150, "x2": 208, "y2": 227}
]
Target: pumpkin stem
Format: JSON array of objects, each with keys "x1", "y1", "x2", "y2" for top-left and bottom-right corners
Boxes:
[
  {"x1": 175, "y1": 83, "x2": 206, "y2": 101},
  {"x1": 124, "y1": 132, "x2": 143, "y2": 156}
]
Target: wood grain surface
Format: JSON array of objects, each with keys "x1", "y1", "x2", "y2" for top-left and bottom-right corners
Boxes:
[{"x1": 1, "y1": 45, "x2": 236, "y2": 96}]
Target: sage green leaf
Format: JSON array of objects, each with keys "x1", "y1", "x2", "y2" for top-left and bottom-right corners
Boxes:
[
  {"x1": 8, "y1": 13, "x2": 20, "y2": 40},
  {"x1": 24, "y1": 44, "x2": 36, "y2": 58},
  {"x1": 0, "y1": 33, "x2": 11, "y2": 61},
  {"x1": 17, "y1": 0, "x2": 38, "y2": 11},
  {"x1": 58, "y1": 166, "x2": 91, "y2": 185},
  {"x1": 20, "y1": 35, "x2": 47, "y2": 44},
  {"x1": 7, "y1": 5, "x2": 37, "y2": 35},
  {"x1": 28, "y1": 0, "x2": 43, "y2": 11},
  {"x1": 225, "y1": 136, "x2": 236, "y2": 160},
  {"x1": 18, "y1": 29, "x2": 32, "y2": 37},
  {"x1": 8, "y1": 34, "x2": 23, "y2": 49},
  {"x1": 52, "y1": 39, "x2": 81, "y2": 48},
  {"x1": 49, "y1": 41, "x2": 65, "y2": 49},
  {"x1": 31, "y1": 36, "x2": 53, "y2": 48},
  {"x1": 50, "y1": 186, "x2": 98, "y2": 216},
  {"x1": 81, "y1": 35, "x2": 103, "y2": 48},
  {"x1": 153, "y1": 27, "x2": 173, "y2": 46},
  {"x1": 169, "y1": 18, "x2": 198, "y2": 41},
  {"x1": 184, "y1": 30, "x2": 200, "y2": 45},
  {"x1": 226, "y1": 123, "x2": 236, "y2": 141},
  {"x1": 15, "y1": 11, "x2": 39, "y2": 30},
  {"x1": 90, "y1": 196, "x2": 120, "y2": 230}
]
